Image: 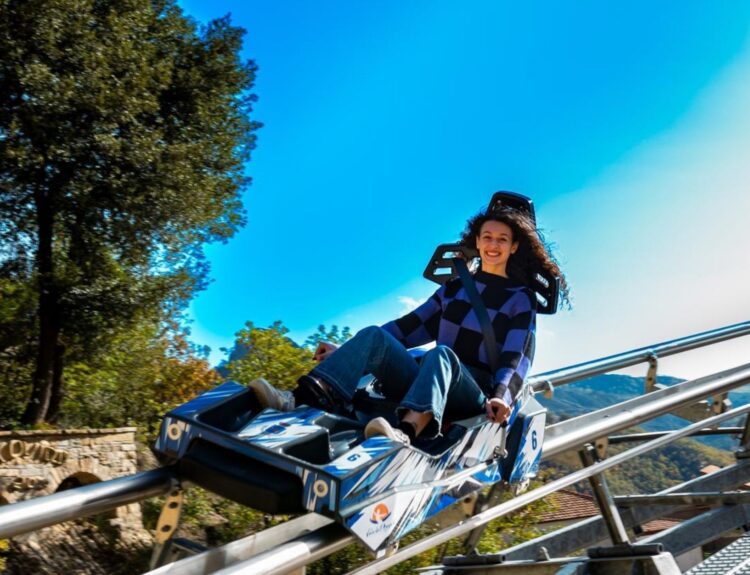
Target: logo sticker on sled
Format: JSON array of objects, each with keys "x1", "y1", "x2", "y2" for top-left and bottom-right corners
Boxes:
[
  {"x1": 349, "y1": 491, "x2": 422, "y2": 550},
  {"x1": 370, "y1": 503, "x2": 391, "y2": 524}
]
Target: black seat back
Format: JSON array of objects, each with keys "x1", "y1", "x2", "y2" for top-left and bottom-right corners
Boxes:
[
  {"x1": 422, "y1": 191, "x2": 559, "y2": 314},
  {"x1": 423, "y1": 243, "x2": 559, "y2": 314}
]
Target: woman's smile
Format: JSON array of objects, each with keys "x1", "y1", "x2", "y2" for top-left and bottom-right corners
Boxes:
[{"x1": 476, "y1": 220, "x2": 518, "y2": 276}]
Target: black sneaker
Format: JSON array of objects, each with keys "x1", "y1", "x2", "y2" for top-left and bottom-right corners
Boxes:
[{"x1": 296, "y1": 375, "x2": 354, "y2": 417}]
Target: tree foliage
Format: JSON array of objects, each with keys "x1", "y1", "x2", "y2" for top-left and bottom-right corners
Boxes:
[
  {"x1": 0, "y1": 0, "x2": 259, "y2": 423},
  {"x1": 225, "y1": 321, "x2": 316, "y2": 390},
  {"x1": 304, "y1": 324, "x2": 352, "y2": 349},
  {"x1": 0, "y1": 537, "x2": 7, "y2": 571},
  {"x1": 59, "y1": 320, "x2": 220, "y2": 438}
]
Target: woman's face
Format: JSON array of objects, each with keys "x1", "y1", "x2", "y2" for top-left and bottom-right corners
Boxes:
[{"x1": 476, "y1": 220, "x2": 518, "y2": 276}]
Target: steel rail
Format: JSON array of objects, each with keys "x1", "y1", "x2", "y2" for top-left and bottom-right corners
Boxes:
[
  {"x1": 0, "y1": 323, "x2": 744, "y2": 568},
  {"x1": 608, "y1": 427, "x2": 745, "y2": 444},
  {"x1": 213, "y1": 523, "x2": 352, "y2": 575},
  {"x1": 344, "y1": 402, "x2": 750, "y2": 575},
  {"x1": 144, "y1": 514, "x2": 336, "y2": 575},
  {"x1": 528, "y1": 320, "x2": 750, "y2": 392},
  {"x1": 543, "y1": 362, "x2": 750, "y2": 457},
  {"x1": 0, "y1": 467, "x2": 177, "y2": 539},
  {"x1": 147, "y1": 331, "x2": 750, "y2": 574},
  {"x1": 613, "y1": 492, "x2": 750, "y2": 507},
  {"x1": 226, "y1": 362, "x2": 750, "y2": 575}
]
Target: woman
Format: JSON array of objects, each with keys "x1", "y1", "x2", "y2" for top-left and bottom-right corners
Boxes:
[{"x1": 250, "y1": 206, "x2": 568, "y2": 445}]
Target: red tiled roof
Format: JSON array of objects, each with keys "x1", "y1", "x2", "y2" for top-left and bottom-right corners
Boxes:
[
  {"x1": 538, "y1": 490, "x2": 682, "y2": 534},
  {"x1": 639, "y1": 518, "x2": 681, "y2": 534},
  {"x1": 539, "y1": 490, "x2": 599, "y2": 523}
]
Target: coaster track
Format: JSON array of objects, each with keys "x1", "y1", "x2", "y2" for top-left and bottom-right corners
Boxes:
[{"x1": 1, "y1": 321, "x2": 749, "y2": 574}]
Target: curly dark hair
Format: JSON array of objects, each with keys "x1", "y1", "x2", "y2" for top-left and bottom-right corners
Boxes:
[{"x1": 459, "y1": 208, "x2": 570, "y2": 308}]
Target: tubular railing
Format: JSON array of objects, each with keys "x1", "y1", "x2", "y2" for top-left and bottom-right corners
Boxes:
[
  {"x1": 153, "y1": 321, "x2": 750, "y2": 575},
  {"x1": 0, "y1": 467, "x2": 177, "y2": 539},
  {"x1": 0, "y1": 321, "x2": 748, "y2": 572},
  {"x1": 528, "y1": 320, "x2": 750, "y2": 393},
  {"x1": 544, "y1": 362, "x2": 750, "y2": 456},
  {"x1": 345, "y1": 402, "x2": 750, "y2": 575}
]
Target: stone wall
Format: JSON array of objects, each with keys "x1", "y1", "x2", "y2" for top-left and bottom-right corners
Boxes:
[
  {"x1": 0, "y1": 428, "x2": 138, "y2": 502},
  {"x1": 0, "y1": 428, "x2": 152, "y2": 574}
]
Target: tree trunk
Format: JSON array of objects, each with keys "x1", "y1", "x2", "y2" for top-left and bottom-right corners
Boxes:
[
  {"x1": 21, "y1": 187, "x2": 59, "y2": 425},
  {"x1": 46, "y1": 344, "x2": 66, "y2": 423}
]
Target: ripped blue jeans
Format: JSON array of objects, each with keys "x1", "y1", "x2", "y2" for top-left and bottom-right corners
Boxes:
[{"x1": 310, "y1": 326, "x2": 491, "y2": 438}]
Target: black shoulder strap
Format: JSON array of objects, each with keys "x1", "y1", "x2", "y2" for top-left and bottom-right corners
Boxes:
[{"x1": 454, "y1": 259, "x2": 500, "y2": 375}]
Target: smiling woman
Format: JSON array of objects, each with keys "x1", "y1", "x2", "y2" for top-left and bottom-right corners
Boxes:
[
  {"x1": 459, "y1": 208, "x2": 569, "y2": 301},
  {"x1": 476, "y1": 221, "x2": 517, "y2": 275},
  {"x1": 249, "y1": 194, "x2": 569, "y2": 446}
]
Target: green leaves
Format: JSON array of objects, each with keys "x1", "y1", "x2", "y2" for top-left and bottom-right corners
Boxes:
[
  {"x1": 304, "y1": 324, "x2": 353, "y2": 349},
  {"x1": 60, "y1": 319, "x2": 219, "y2": 439},
  {"x1": 0, "y1": 0, "x2": 259, "y2": 421},
  {"x1": 225, "y1": 321, "x2": 316, "y2": 391}
]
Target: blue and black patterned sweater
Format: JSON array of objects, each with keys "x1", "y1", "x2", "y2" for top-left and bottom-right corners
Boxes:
[{"x1": 381, "y1": 270, "x2": 536, "y2": 407}]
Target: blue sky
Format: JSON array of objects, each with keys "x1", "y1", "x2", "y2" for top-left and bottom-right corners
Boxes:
[{"x1": 180, "y1": 1, "x2": 750, "y2": 379}]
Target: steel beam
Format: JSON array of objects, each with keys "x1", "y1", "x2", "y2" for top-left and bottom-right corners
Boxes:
[
  {"x1": 543, "y1": 363, "x2": 750, "y2": 458},
  {"x1": 0, "y1": 467, "x2": 177, "y2": 539},
  {"x1": 640, "y1": 504, "x2": 750, "y2": 556},
  {"x1": 420, "y1": 553, "x2": 683, "y2": 575},
  {"x1": 579, "y1": 445, "x2": 629, "y2": 545},
  {"x1": 608, "y1": 427, "x2": 744, "y2": 444},
  {"x1": 499, "y1": 460, "x2": 750, "y2": 562},
  {"x1": 528, "y1": 321, "x2": 750, "y2": 392},
  {"x1": 614, "y1": 492, "x2": 750, "y2": 507},
  {"x1": 737, "y1": 413, "x2": 750, "y2": 459},
  {"x1": 333, "y1": 403, "x2": 750, "y2": 575}
]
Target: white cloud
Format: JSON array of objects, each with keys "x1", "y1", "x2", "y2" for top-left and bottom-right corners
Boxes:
[
  {"x1": 398, "y1": 296, "x2": 422, "y2": 314},
  {"x1": 532, "y1": 39, "x2": 750, "y2": 380}
]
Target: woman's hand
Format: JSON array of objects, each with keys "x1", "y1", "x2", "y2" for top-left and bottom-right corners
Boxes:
[
  {"x1": 313, "y1": 341, "x2": 339, "y2": 362},
  {"x1": 485, "y1": 398, "x2": 511, "y2": 424}
]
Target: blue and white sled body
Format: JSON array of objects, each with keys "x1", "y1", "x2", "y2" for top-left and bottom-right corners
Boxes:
[{"x1": 154, "y1": 378, "x2": 546, "y2": 553}]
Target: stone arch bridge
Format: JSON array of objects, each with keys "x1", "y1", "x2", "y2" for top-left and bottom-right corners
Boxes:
[{"x1": 0, "y1": 428, "x2": 145, "y2": 537}]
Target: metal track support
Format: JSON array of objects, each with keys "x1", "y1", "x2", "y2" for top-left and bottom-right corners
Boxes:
[
  {"x1": 461, "y1": 482, "x2": 508, "y2": 554},
  {"x1": 579, "y1": 444, "x2": 629, "y2": 545},
  {"x1": 614, "y1": 492, "x2": 750, "y2": 507},
  {"x1": 640, "y1": 504, "x2": 750, "y2": 557},
  {"x1": 737, "y1": 412, "x2": 750, "y2": 459},
  {"x1": 143, "y1": 514, "x2": 337, "y2": 575},
  {"x1": 645, "y1": 354, "x2": 658, "y2": 393},
  {"x1": 150, "y1": 487, "x2": 184, "y2": 569},
  {"x1": 499, "y1": 460, "x2": 750, "y2": 562}
]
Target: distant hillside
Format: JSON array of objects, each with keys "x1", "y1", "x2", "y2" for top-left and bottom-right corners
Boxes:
[
  {"x1": 544, "y1": 435, "x2": 735, "y2": 495},
  {"x1": 537, "y1": 374, "x2": 750, "y2": 450}
]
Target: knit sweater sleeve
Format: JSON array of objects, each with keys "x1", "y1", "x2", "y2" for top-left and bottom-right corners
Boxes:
[
  {"x1": 492, "y1": 289, "x2": 536, "y2": 407},
  {"x1": 381, "y1": 286, "x2": 444, "y2": 348}
]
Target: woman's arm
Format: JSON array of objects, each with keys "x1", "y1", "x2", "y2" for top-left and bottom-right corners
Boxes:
[
  {"x1": 380, "y1": 286, "x2": 444, "y2": 348},
  {"x1": 491, "y1": 289, "x2": 537, "y2": 408}
]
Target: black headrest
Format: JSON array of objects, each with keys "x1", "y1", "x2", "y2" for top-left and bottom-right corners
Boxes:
[{"x1": 421, "y1": 191, "x2": 559, "y2": 314}]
